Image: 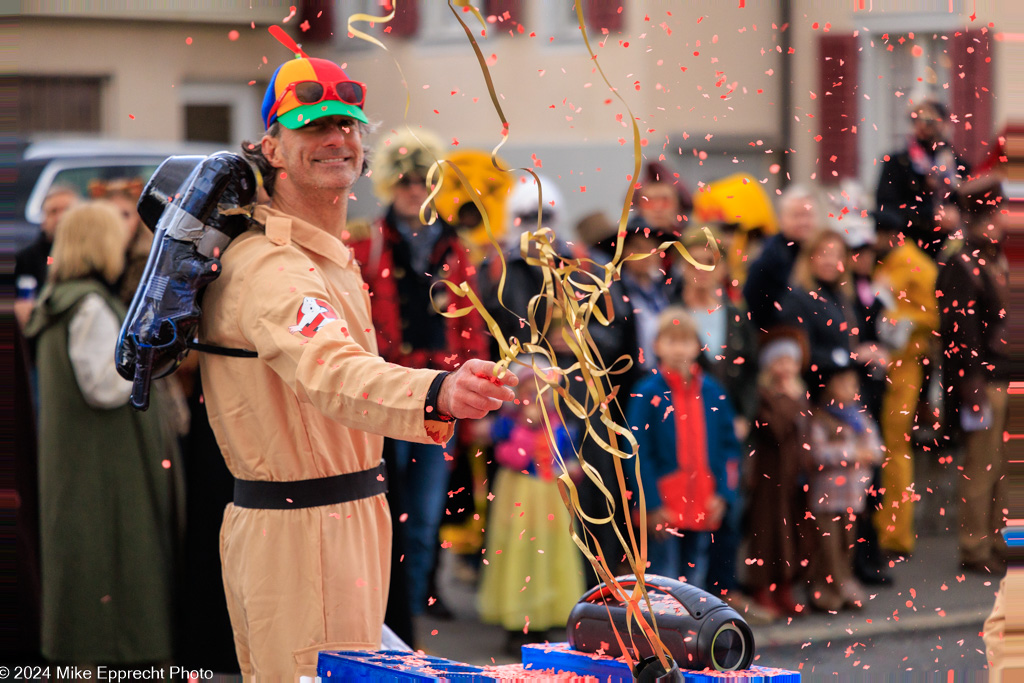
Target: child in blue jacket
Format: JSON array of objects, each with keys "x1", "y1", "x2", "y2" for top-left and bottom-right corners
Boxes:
[{"x1": 627, "y1": 306, "x2": 742, "y2": 590}]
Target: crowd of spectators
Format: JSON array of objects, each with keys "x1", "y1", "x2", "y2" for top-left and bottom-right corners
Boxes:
[{"x1": 12, "y1": 94, "x2": 1010, "y2": 667}]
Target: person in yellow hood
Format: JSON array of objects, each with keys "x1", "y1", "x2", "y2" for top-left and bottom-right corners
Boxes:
[
  {"x1": 692, "y1": 172, "x2": 778, "y2": 294},
  {"x1": 432, "y1": 148, "x2": 513, "y2": 264}
]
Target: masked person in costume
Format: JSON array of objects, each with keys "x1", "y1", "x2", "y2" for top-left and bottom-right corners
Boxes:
[{"x1": 197, "y1": 54, "x2": 517, "y2": 680}]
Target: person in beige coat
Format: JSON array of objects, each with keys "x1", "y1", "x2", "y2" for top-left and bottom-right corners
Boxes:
[{"x1": 197, "y1": 54, "x2": 517, "y2": 680}]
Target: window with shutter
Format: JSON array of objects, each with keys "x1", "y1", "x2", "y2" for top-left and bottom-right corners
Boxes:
[
  {"x1": 818, "y1": 34, "x2": 859, "y2": 181},
  {"x1": 300, "y1": 0, "x2": 334, "y2": 43},
  {"x1": 429, "y1": 2, "x2": 479, "y2": 43},
  {"x1": 179, "y1": 82, "x2": 263, "y2": 146},
  {"x1": 950, "y1": 29, "x2": 995, "y2": 168},
  {"x1": 583, "y1": 0, "x2": 623, "y2": 34},
  {"x1": 386, "y1": 0, "x2": 419, "y2": 38},
  {"x1": 14, "y1": 75, "x2": 103, "y2": 134},
  {"x1": 485, "y1": 0, "x2": 522, "y2": 25},
  {"x1": 540, "y1": 1, "x2": 622, "y2": 45},
  {"x1": 856, "y1": 24, "x2": 957, "y2": 189}
]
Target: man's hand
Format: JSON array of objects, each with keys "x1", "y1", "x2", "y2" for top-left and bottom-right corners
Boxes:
[
  {"x1": 437, "y1": 359, "x2": 518, "y2": 420},
  {"x1": 707, "y1": 494, "x2": 727, "y2": 529},
  {"x1": 14, "y1": 299, "x2": 34, "y2": 331}
]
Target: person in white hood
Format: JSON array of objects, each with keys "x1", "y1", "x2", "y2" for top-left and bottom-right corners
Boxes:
[{"x1": 503, "y1": 174, "x2": 567, "y2": 253}]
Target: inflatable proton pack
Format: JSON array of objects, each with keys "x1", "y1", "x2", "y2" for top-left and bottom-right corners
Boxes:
[{"x1": 116, "y1": 152, "x2": 259, "y2": 410}]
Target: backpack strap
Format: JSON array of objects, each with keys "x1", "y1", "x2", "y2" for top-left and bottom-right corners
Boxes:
[{"x1": 187, "y1": 340, "x2": 258, "y2": 358}]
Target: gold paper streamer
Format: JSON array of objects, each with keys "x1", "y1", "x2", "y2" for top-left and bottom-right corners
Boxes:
[{"x1": 349, "y1": 0, "x2": 722, "y2": 670}]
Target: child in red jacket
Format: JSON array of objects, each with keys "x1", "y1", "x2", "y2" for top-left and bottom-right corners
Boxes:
[{"x1": 627, "y1": 307, "x2": 741, "y2": 589}]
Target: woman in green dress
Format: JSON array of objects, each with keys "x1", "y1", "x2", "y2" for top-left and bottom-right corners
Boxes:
[{"x1": 25, "y1": 201, "x2": 180, "y2": 664}]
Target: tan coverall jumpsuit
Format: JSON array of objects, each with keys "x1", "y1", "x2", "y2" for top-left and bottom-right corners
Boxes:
[{"x1": 198, "y1": 206, "x2": 454, "y2": 680}]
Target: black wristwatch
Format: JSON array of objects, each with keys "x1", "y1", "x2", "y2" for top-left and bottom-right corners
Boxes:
[{"x1": 425, "y1": 371, "x2": 455, "y2": 422}]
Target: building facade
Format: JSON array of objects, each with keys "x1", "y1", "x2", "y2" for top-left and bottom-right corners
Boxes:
[{"x1": 16, "y1": 0, "x2": 1018, "y2": 228}]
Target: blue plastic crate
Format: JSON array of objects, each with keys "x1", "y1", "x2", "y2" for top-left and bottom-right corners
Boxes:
[
  {"x1": 521, "y1": 643, "x2": 801, "y2": 682},
  {"x1": 1003, "y1": 527, "x2": 1024, "y2": 548},
  {"x1": 522, "y1": 642, "x2": 631, "y2": 683},
  {"x1": 318, "y1": 650, "x2": 494, "y2": 682}
]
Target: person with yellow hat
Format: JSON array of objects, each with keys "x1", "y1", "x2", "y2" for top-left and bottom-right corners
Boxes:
[
  {"x1": 197, "y1": 53, "x2": 517, "y2": 680},
  {"x1": 691, "y1": 172, "x2": 778, "y2": 295}
]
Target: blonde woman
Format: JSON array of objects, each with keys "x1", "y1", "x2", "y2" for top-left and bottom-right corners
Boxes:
[
  {"x1": 779, "y1": 228, "x2": 858, "y2": 393},
  {"x1": 25, "y1": 201, "x2": 180, "y2": 665},
  {"x1": 87, "y1": 177, "x2": 149, "y2": 305}
]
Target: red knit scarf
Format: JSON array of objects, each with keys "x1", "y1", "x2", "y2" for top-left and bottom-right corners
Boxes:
[{"x1": 658, "y1": 365, "x2": 718, "y2": 530}]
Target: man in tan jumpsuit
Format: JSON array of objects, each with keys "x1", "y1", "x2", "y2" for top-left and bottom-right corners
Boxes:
[{"x1": 197, "y1": 55, "x2": 516, "y2": 680}]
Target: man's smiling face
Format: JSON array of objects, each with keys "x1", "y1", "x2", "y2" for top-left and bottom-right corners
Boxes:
[{"x1": 263, "y1": 115, "x2": 364, "y2": 195}]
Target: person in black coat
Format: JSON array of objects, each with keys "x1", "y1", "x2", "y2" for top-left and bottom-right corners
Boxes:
[
  {"x1": 779, "y1": 228, "x2": 859, "y2": 394},
  {"x1": 15, "y1": 186, "x2": 79, "y2": 331},
  {"x1": 937, "y1": 182, "x2": 1009, "y2": 574},
  {"x1": 743, "y1": 184, "x2": 823, "y2": 333},
  {"x1": 875, "y1": 98, "x2": 971, "y2": 259}
]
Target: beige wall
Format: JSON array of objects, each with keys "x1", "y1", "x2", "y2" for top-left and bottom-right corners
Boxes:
[
  {"x1": 16, "y1": 0, "x2": 1018, "y2": 222},
  {"x1": 334, "y1": 2, "x2": 783, "y2": 146},
  {"x1": 21, "y1": 1, "x2": 285, "y2": 24},
  {"x1": 330, "y1": 1, "x2": 786, "y2": 220},
  {"x1": 993, "y1": 0, "x2": 1024, "y2": 131},
  {"x1": 17, "y1": 15, "x2": 274, "y2": 141}
]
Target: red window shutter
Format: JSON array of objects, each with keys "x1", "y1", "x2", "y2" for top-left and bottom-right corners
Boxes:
[
  {"x1": 818, "y1": 34, "x2": 860, "y2": 181},
  {"x1": 950, "y1": 29, "x2": 995, "y2": 168},
  {"x1": 584, "y1": 1, "x2": 624, "y2": 34},
  {"x1": 485, "y1": 0, "x2": 522, "y2": 25},
  {"x1": 300, "y1": 0, "x2": 334, "y2": 43},
  {"x1": 384, "y1": 0, "x2": 419, "y2": 38}
]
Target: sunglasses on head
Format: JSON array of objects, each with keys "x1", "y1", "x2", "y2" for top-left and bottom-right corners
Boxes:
[
  {"x1": 641, "y1": 195, "x2": 676, "y2": 208},
  {"x1": 267, "y1": 79, "x2": 367, "y2": 124},
  {"x1": 516, "y1": 210, "x2": 554, "y2": 225},
  {"x1": 395, "y1": 174, "x2": 427, "y2": 188}
]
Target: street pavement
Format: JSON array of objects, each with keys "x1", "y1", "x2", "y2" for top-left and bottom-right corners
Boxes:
[{"x1": 414, "y1": 530, "x2": 997, "y2": 679}]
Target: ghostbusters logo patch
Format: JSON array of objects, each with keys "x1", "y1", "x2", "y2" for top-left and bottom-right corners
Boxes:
[{"x1": 289, "y1": 297, "x2": 338, "y2": 337}]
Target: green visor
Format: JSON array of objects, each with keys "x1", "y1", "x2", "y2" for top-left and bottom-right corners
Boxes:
[{"x1": 277, "y1": 100, "x2": 369, "y2": 129}]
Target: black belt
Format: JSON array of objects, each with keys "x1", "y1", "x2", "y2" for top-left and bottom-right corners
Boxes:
[{"x1": 233, "y1": 461, "x2": 388, "y2": 510}]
